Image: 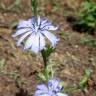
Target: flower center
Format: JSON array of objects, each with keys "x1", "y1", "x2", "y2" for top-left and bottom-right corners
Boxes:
[{"x1": 33, "y1": 23, "x2": 40, "y2": 34}]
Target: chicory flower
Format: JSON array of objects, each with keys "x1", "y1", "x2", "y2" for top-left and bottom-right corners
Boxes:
[
  {"x1": 34, "y1": 79, "x2": 68, "y2": 96},
  {"x1": 12, "y1": 16, "x2": 59, "y2": 53}
]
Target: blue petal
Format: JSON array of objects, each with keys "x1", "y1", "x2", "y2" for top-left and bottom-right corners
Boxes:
[
  {"x1": 16, "y1": 31, "x2": 31, "y2": 46},
  {"x1": 37, "y1": 16, "x2": 41, "y2": 26},
  {"x1": 43, "y1": 24, "x2": 58, "y2": 31},
  {"x1": 12, "y1": 29, "x2": 31, "y2": 37},
  {"x1": 23, "y1": 34, "x2": 34, "y2": 50},
  {"x1": 40, "y1": 94, "x2": 50, "y2": 96},
  {"x1": 30, "y1": 34, "x2": 39, "y2": 53},
  {"x1": 34, "y1": 84, "x2": 48, "y2": 96},
  {"x1": 38, "y1": 94, "x2": 50, "y2": 96},
  {"x1": 40, "y1": 19, "x2": 58, "y2": 31},
  {"x1": 39, "y1": 33, "x2": 45, "y2": 50},
  {"x1": 48, "y1": 79, "x2": 62, "y2": 93},
  {"x1": 30, "y1": 33, "x2": 45, "y2": 53},
  {"x1": 56, "y1": 85, "x2": 62, "y2": 92},
  {"x1": 36, "y1": 84, "x2": 48, "y2": 90},
  {"x1": 56, "y1": 93, "x2": 68, "y2": 96},
  {"x1": 23, "y1": 33, "x2": 45, "y2": 53},
  {"x1": 41, "y1": 31, "x2": 60, "y2": 47},
  {"x1": 17, "y1": 19, "x2": 32, "y2": 28},
  {"x1": 41, "y1": 22, "x2": 52, "y2": 30},
  {"x1": 48, "y1": 79, "x2": 59, "y2": 90},
  {"x1": 35, "y1": 90, "x2": 48, "y2": 96},
  {"x1": 17, "y1": 19, "x2": 32, "y2": 29},
  {"x1": 41, "y1": 17, "x2": 48, "y2": 25}
]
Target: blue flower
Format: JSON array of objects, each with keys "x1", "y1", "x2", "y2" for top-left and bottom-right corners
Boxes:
[
  {"x1": 34, "y1": 79, "x2": 68, "y2": 96},
  {"x1": 12, "y1": 16, "x2": 59, "y2": 53}
]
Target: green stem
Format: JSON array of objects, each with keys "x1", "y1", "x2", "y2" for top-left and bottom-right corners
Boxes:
[
  {"x1": 41, "y1": 50, "x2": 49, "y2": 81},
  {"x1": 31, "y1": 0, "x2": 38, "y2": 16},
  {"x1": 44, "y1": 64, "x2": 48, "y2": 80},
  {"x1": 31, "y1": 0, "x2": 38, "y2": 24},
  {"x1": 63, "y1": 86, "x2": 80, "y2": 93}
]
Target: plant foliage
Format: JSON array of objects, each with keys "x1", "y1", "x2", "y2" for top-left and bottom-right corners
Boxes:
[{"x1": 73, "y1": 0, "x2": 96, "y2": 34}]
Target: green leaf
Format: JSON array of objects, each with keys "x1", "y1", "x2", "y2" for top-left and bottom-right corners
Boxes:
[
  {"x1": 79, "y1": 68, "x2": 92, "y2": 89},
  {"x1": 7, "y1": 0, "x2": 21, "y2": 11},
  {"x1": 36, "y1": 72, "x2": 46, "y2": 81},
  {"x1": 0, "y1": 3, "x2": 6, "y2": 10},
  {"x1": 82, "y1": 1, "x2": 92, "y2": 10},
  {"x1": 0, "y1": 59, "x2": 6, "y2": 70},
  {"x1": 10, "y1": 20, "x2": 18, "y2": 29},
  {"x1": 85, "y1": 68, "x2": 92, "y2": 76}
]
